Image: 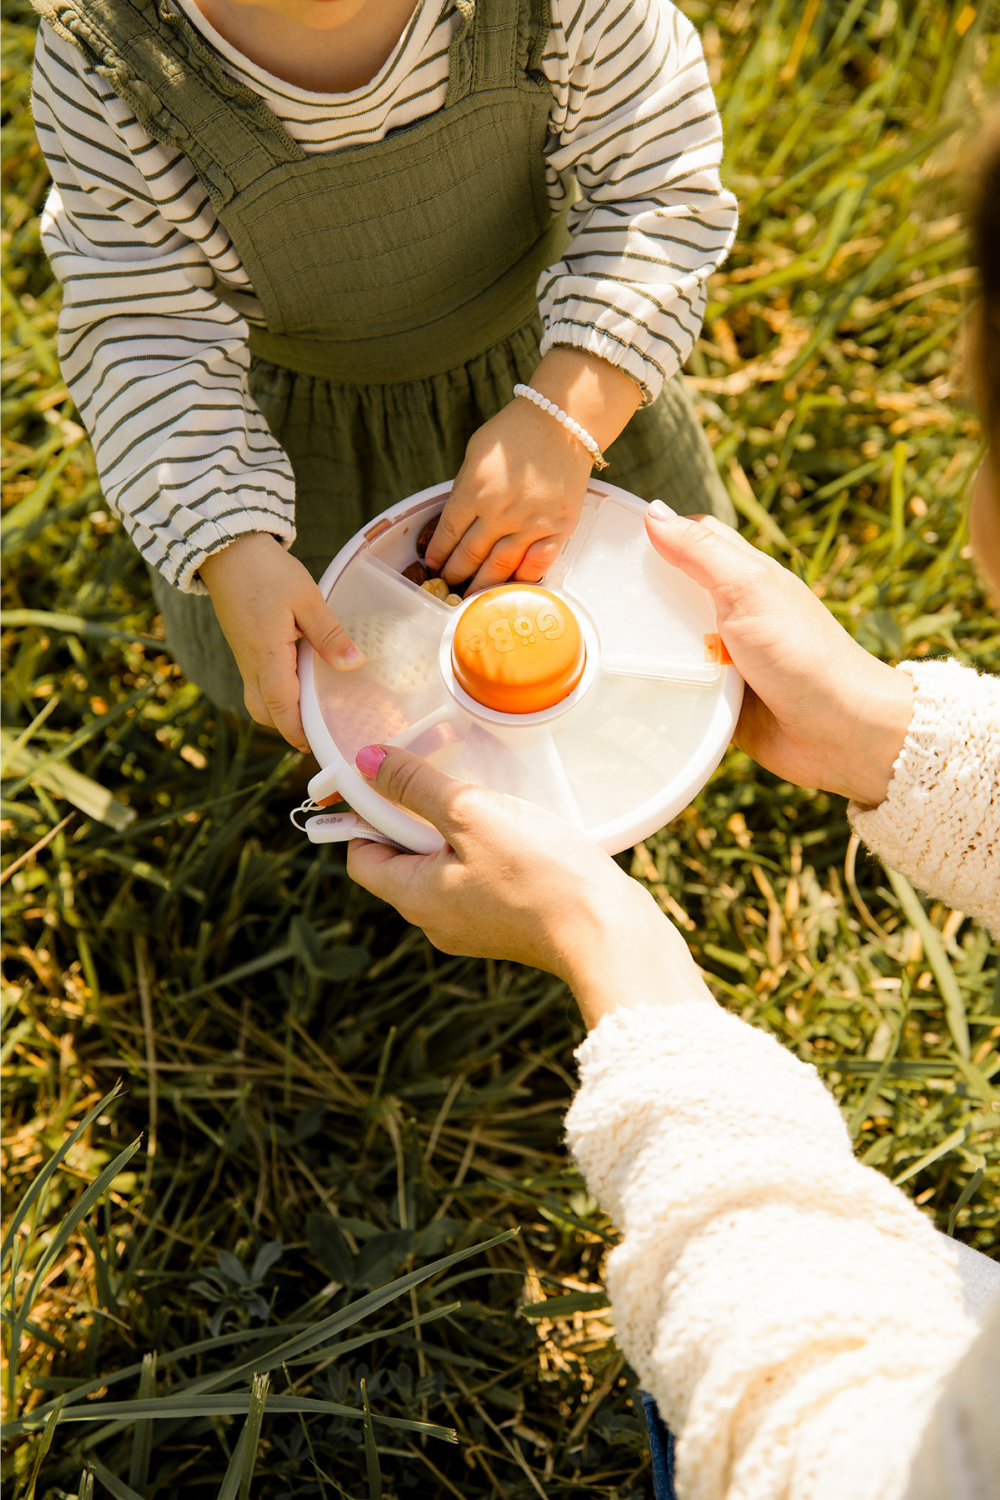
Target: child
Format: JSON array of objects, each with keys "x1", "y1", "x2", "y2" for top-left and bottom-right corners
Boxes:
[{"x1": 32, "y1": 0, "x2": 738, "y2": 750}]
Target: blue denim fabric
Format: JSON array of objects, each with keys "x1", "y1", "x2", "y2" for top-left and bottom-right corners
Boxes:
[{"x1": 641, "y1": 1392, "x2": 677, "y2": 1500}]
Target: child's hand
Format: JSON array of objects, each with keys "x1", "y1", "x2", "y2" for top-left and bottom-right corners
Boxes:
[
  {"x1": 347, "y1": 744, "x2": 711, "y2": 1029},
  {"x1": 199, "y1": 533, "x2": 363, "y2": 751},
  {"x1": 645, "y1": 503, "x2": 915, "y2": 806},
  {"x1": 425, "y1": 398, "x2": 591, "y2": 591},
  {"x1": 426, "y1": 348, "x2": 642, "y2": 591}
]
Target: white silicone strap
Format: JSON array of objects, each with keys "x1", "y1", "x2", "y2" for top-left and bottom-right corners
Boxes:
[{"x1": 290, "y1": 806, "x2": 411, "y2": 851}]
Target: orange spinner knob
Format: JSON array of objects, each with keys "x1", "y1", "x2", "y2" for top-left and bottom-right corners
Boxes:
[{"x1": 451, "y1": 585, "x2": 585, "y2": 714}]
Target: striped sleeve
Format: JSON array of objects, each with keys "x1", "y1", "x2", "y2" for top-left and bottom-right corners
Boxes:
[
  {"x1": 32, "y1": 23, "x2": 296, "y2": 595},
  {"x1": 540, "y1": 0, "x2": 738, "y2": 402}
]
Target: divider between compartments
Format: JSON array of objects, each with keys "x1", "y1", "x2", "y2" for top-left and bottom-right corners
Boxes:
[
  {"x1": 385, "y1": 706, "x2": 464, "y2": 752},
  {"x1": 530, "y1": 731, "x2": 586, "y2": 829},
  {"x1": 344, "y1": 551, "x2": 457, "y2": 621},
  {"x1": 599, "y1": 656, "x2": 720, "y2": 687}
]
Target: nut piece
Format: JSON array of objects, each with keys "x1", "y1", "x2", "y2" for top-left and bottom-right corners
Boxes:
[
  {"x1": 401, "y1": 560, "x2": 428, "y2": 585},
  {"x1": 445, "y1": 594, "x2": 463, "y2": 607},
  {"x1": 421, "y1": 577, "x2": 450, "y2": 600},
  {"x1": 416, "y1": 516, "x2": 440, "y2": 559}
]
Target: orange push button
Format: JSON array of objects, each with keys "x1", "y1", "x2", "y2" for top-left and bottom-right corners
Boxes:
[{"x1": 452, "y1": 586, "x2": 585, "y2": 714}]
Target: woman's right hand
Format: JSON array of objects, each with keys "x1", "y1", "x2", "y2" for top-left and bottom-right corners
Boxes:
[
  {"x1": 645, "y1": 501, "x2": 915, "y2": 806},
  {"x1": 199, "y1": 533, "x2": 364, "y2": 750}
]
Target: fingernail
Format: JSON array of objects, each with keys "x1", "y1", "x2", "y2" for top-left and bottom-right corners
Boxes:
[
  {"x1": 355, "y1": 744, "x2": 386, "y2": 778},
  {"x1": 648, "y1": 499, "x2": 677, "y2": 520},
  {"x1": 340, "y1": 646, "x2": 365, "y2": 667}
]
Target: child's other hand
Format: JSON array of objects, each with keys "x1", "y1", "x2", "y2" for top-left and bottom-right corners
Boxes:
[
  {"x1": 645, "y1": 503, "x2": 914, "y2": 806},
  {"x1": 200, "y1": 533, "x2": 363, "y2": 751},
  {"x1": 426, "y1": 349, "x2": 642, "y2": 591}
]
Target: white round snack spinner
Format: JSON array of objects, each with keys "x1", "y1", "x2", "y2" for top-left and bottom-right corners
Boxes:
[{"x1": 295, "y1": 479, "x2": 743, "y2": 855}]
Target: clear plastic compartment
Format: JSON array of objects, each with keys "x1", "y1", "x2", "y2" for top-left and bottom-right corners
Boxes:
[
  {"x1": 558, "y1": 495, "x2": 719, "y2": 683},
  {"x1": 552, "y1": 669, "x2": 717, "y2": 829},
  {"x1": 314, "y1": 554, "x2": 449, "y2": 761},
  {"x1": 365, "y1": 495, "x2": 449, "y2": 573}
]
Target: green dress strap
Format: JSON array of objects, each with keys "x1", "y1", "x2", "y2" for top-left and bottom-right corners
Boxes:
[
  {"x1": 38, "y1": 0, "x2": 564, "y2": 381},
  {"x1": 36, "y1": 0, "x2": 304, "y2": 205}
]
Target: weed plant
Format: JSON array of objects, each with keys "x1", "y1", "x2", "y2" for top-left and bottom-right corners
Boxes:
[{"x1": 2, "y1": 1, "x2": 999, "y2": 1496}]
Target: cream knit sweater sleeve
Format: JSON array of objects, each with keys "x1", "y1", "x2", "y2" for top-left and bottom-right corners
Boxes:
[
  {"x1": 849, "y1": 658, "x2": 1000, "y2": 936},
  {"x1": 565, "y1": 1001, "x2": 978, "y2": 1500},
  {"x1": 564, "y1": 664, "x2": 1000, "y2": 1499}
]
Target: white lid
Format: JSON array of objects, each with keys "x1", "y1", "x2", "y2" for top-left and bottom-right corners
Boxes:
[{"x1": 299, "y1": 479, "x2": 743, "y2": 855}]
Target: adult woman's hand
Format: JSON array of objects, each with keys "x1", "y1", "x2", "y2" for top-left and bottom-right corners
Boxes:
[
  {"x1": 646, "y1": 501, "x2": 915, "y2": 806},
  {"x1": 346, "y1": 745, "x2": 712, "y2": 1029}
]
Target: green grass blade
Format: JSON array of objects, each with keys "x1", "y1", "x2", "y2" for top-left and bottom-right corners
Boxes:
[
  {"x1": 14, "y1": 1139, "x2": 142, "y2": 1341},
  {"x1": 360, "y1": 1379, "x2": 382, "y2": 1500},
  {"x1": 22, "y1": 1395, "x2": 63, "y2": 1500},
  {"x1": 947, "y1": 1166, "x2": 985, "y2": 1237},
  {"x1": 183, "y1": 1229, "x2": 515, "y2": 1398},
  {"x1": 2, "y1": 683, "x2": 157, "y2": 800},
  {"x1": 240, "y1": 1373, "x2": 269, "y2": 1500},
  {"x1": 1, "y1": 1083, "x2": 123, "y2": 1270},
  {"x1": 216, "y1": 1426, "x2": 250, "y2": 1500},
  {"x1": 87, "y1": 1460, "x2": 145, "y2": 1500},
  {"x1": 127, "y1": 1352, "x2": 156, "y2": 1495},
  {"x1": 886, "y1": 867, "x2": 971, "y2": 1059},
  {"x1": 29, "y1": 1394, "x2": 456, "y2": 1439},
  {"x1": 892, "y1": 1124, "x2": 967, "y2": 1187},
  {"x1": 848, "y1": 1001, "x2": 909, "y2": 1139}
]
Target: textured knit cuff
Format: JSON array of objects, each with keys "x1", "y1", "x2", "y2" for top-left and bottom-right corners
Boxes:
[{"x1": 849, "y1": 659, "x2": 1000, "y2": 937}]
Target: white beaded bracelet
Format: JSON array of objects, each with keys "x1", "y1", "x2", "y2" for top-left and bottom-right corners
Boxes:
[{"x1": 513, "y1": 383, "x2": 609, "y2": 470}]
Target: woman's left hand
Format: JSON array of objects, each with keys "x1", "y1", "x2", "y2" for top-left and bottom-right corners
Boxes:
[
  {"x1": 425, "y1": 348, "x2": 642, "y2": 593},
  {"x1": 347, "y1": 745, "x2": 711, "y2": 1028}
]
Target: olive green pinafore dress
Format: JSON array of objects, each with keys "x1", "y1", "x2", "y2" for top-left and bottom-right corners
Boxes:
[{"x1": 44, "y1": 0, "x2": 733, "y2": 712}]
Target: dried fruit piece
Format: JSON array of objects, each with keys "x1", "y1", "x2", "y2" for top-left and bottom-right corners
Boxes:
[
  {"x1": 401, "y1": 560, "x2": 428, "y2": 585},
  {"x1": 421, "y1": 577, "x2": 450, "y2": 600},
  {"x1": 416, "y1": 516, "x2": 440, "y2": 558}
]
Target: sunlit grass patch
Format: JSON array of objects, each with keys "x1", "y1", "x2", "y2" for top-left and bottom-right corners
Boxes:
[{"x1": 2, "y1": 1, "x2": 998, "y2": 1495}]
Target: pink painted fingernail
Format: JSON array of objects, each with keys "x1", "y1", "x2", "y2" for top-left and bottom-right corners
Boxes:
[
  {"x1": 648, "y1": 499, "x2": 677, "y2": 520},
  {"x1": 356, "y1": 745, "x2": 387, "y2": 778},
  {"x1": 340, "y1": 646, "x2": 365, "y2": 667}
]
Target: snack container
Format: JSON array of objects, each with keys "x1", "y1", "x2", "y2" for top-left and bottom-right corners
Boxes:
[{"x1": 298, "y1": 479, "x2": 743, "y2": 855}]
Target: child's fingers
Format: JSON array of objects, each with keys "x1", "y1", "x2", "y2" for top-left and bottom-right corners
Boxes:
[
  {"x1": 513, "y1": 535, "x2": 562, "y2": 583},
  {"x1": 424, "y1": 495, "x2": 477, "y2": 573},
  {"x1": 298, "y1": 590, "x2": 365, "y2": 670},
  {"x1": 437, "y1": 517, "x2": 507, "y2": 587},
  {"x1": 256, "y1": 658, "x2": 309, "y2": 751},
  {"x1": 466, "y1": 534, "x2": 535, "y2": 592},
  {"x1": 243, "y1": 686, "x2": 279, "y2": 736}
]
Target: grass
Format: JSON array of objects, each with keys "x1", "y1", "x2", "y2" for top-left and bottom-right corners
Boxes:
[{"x1": 2, "y1": 0, "x2": 999, "y2": 1495}]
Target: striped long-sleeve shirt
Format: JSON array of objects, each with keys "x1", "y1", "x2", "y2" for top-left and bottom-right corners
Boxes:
[{"x1": 32, "y1": 0, "x2": 738, "y2": 593}]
